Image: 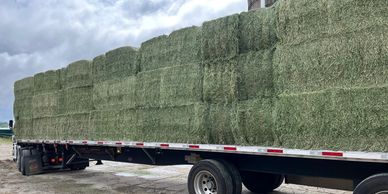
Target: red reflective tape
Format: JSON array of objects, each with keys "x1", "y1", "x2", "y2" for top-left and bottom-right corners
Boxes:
[
  {"x1": 136, "y1": 142, "x2": 144, "y2": 146},
  {"x1": 97, "y1": 141, "x2": 104, "y2": 145},
  {"x1": 82, "y1": 141, "x2": 88, "y2": 144},
  {"x1": 160, "y1": 143, "x2": 169, "y2": 147},
  {"x1": 189, "y1": 145, "x2": 200, "y2": 149},
  {"x1": 322, "y1": 152, "x2": 343, "y2": 157},
  {"x1": 224, "y1": 146, "x2": 237, "y2": 151},
  {"x1": 116, "y1": 142, "x2": 122, "y2": 145},
  {"x1": 267, "y1": 149, "x2": 283, "y2": 154}
]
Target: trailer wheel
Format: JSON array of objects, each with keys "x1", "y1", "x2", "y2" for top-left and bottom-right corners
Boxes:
[
  {"x1": 354, "y1": 173, "x2": 388, "y2": 194},
  {"x1": 188, "y1": 159, "x2": 233, "y2": 194},
  {"x1": 241, "y1": 171, "x2": 284, "y2": 193},
  {"x1": 16, "y1": 147, "x2": 22, "y2": 172},
  {"x1": 20, "y1": 149, "x2": 30, "y2": 176},
  {"x1": 219, "y1": 159, "x2": 242, "y2": 194}
]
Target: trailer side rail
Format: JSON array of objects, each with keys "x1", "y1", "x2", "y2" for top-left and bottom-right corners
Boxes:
[{"x1": 17, "y1": 139, "x2": 388, "y2": 164}]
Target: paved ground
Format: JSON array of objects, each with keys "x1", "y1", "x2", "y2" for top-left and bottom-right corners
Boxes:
[{"x1": 0, "y1": 143, "x2": 352, "y2": 194}]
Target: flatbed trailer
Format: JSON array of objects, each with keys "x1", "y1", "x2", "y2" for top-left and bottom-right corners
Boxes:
[{"x1": 13, "y1": 138, "x2": 388, "y2": 194}]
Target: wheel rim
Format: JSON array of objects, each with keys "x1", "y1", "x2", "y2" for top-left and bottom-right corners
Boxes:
[
  {"x1": 376, "y1": 191, "x2": 388, "y2": 194},
  {"x1": 194, "y1": 170, "x2": 218, "y2": 194}
]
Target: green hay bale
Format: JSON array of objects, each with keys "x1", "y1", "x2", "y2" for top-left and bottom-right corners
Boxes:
[
  {"x1": 32, "y1": 91, "x2": 61, "y2": 118},
  {"x1": 274, "y1": 27, "x2": 388, "y2": 94},
  {"x1": 14, "y1": 97, "x2": 33, "y2": 119},
  {"x1": 105, "y1": 47, "x2": 138, "y2": 79},
  {"x1": 160, "y1": 64, "x2": 203, "y2": 107},
  {"x1": 65, "y1": 113, "x2": 90, "y2": 140},
  {"x1": 33, "y1": 70, "x2": 61, "y2": 93},
  {"x1": 90, "y1": 109, "x2": 121, "y2": 141},
  {"x1": 135, "y1": 69, "x2": 161, "y2": 108},
  {"x1": 133, "y1": 104, "x2": 206, "y2": 143},
  {"x1": 327, "y1": 0, "x2": 388, "y2": 36},
  {"x1": 274, "y1": 86, "x2": 388, "y2": 152},
  {"x1": 329, "y1": 86, "x2": 388, "y2": 152},
  {"x1": 93, "y1": 76, "x2": 136, "y2": 110},
  {"x1": 139, "y1": 27, "x2": 202, "y2": 71},
  {"x1": 92, "y1": 54, "x2": 106, "y2": 83},
  {"x1": 234, "y1": 99, "x2": 274, "y2": 146},
  {"x1": 14, "y1": 77, "x2": 34, "y2": 98},
  {"x1": 237, "y1": 50, "x2": 274, "y2": 101},
  {"x1": 203, "y1": 103, "x2": 237, "y2": 145},
  {"x1": 238, "y1": 8, "x2": 277, "y2": 53},
  {"x1": 203, "y1": 60, "x2": 238, "y2": 104},
  {"x1": 63, "y1": 60, "x2": 92, "y2": 89},
  {"x1": 275, "y1": 0, "x2": 388, "y2": 45},
  {"x1": 14, "y1": 118, "x2": 33, "y2": 139},
  {"x1": 273, "y1": 90, "x2": 333, "y2": 150},
  {"x1": 202, "y1": 14, "x2": 240, "y2": 60},
  {"x1": 138, "y1": 35, "x2": 168, "y2": 71},
  {"x1": 63, "y1": 86, "x2": 93, "y2": 113},
  {"x1": 32, "y1": 116, "x2": 53, "y2": 139}
]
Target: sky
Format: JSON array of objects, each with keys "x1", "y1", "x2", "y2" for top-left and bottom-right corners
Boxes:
[{"x1": 0, "y1": 0, "x2": 263, "y2": 121}]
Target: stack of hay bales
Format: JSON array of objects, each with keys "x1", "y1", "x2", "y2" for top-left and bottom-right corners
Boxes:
[
  {"x1": 132, "y1": 26, "x2": 205, "y2": 143},
  {"x1": 273, "y1": 0, "x2": 388, "y2": 151},
  {"x1": 201, "y1": 8, "x2": 277, "y2": 145},
  {"x1": 13, "y1": 0, "x2": 388, "y2": 152},
  {"x1": 13, "y1": 77, "x2": 34, "y2": 139},
  {"x1": 31, "y1": 70, "x2": 62, "y2": 139},
  {"x1": 91, "y1": 47, "x2": 138, "y2": 141}
]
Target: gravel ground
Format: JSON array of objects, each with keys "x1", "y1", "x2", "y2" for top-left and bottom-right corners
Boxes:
[{"x1": 0, "y1": 143, "x2": 352, "y2": 194}]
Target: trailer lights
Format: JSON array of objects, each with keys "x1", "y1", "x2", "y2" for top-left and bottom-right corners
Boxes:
[
  {"x1": 58, "y1": 157, "x2": 63, "y2": 162},
  {"x1": 50, "y1": 158, "x2": 56, "y2": 163}
]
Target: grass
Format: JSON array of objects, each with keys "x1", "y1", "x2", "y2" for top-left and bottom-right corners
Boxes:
[{"x1": 0, "y1": 137, "x2": 12, "y2": 144}]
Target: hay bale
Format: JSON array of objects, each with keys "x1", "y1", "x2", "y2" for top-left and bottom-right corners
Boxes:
[
  {"x1": 329, "y1": 86, "x2": 388, "y2": 152},
  {"x1": 237, "y1": 50, "x2": 274, "y2": 100},
  {"x1": 203, "y1": 60, "x2": 238, "y2": 104},
  {"x1": 105, "y1": 47, "x2": 138, "y2": 79},
  {"x1": 33, "y1": 70, "x2": 61, "y2": 93},
  {"x1": 235, "y1": 99, "x2": 274, "y2": 146},
  {"x1": 90, "y1": 110, "x2": 122, "y2": 141},
  {"x1": 273, "y1": 27, "x2": 388, "y2": 94},
  {"x1": 14, "y1": 118, "x2": 33, "y2": 139},
  {"x1": 32, "y1": 116, "x2": 53, "y2": 139},
  {"x1": 160, "y1": 64, "x2": 203, "y2": 107},
  {"x1": 63, "y1": 86, "x2": 93, "y2": 114},
  {"x1": 92, "y1": 54, "x2": 106, "y2": 83},
  {"x1": 275, "y1": 0, "x2": 388, "y2": 45},
  {"x1": 238, "y1": 8, "x2": 277, "y2": 53},
  {"x1": 32, "y1": 91, "x2": 61, "y2": 118},
  {"x1": 202, "y1": 14, "x2": 240, "y2": 60},
  {"x1": 274, "y1": 90, "x2": 333, "y2": 150},
  {"x1": 134, "y1": 104, "x2": 206, "y2": 143},
  {"x1": 66, "y1": 113, "x2": 90, "y2": 140},
  {"x1": 138, "y1": 35, "x2": 168, "y2": 71},
  {"x1": 135, "y1": 69, "x2": 161, "y2": 107},
  {"x1": 63, "y1": 60, "x2": 92, "y2": 89},
  {"x1": 93, "y1": 76, "x2": 136, "y2": 110},
  {"x1": 327, "y1": 0, "x2": 388, "y2": 36},
  {"x1": 203, "y1": 103, "x2": 237, "y2": 145},
  {"x1": 139, "y1": 27, "x2": 202, "y2": 71}
]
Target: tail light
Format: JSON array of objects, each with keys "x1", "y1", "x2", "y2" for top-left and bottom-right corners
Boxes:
[
  {"x1": 50, "y1": 158, "x2": 56, "y2": 163},
  {"x1": 58, "y1": 157, "x2": 63, "y2": 162}
]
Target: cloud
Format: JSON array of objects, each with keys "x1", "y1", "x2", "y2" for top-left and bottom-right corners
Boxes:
[{"x1": 0, "y1": 0, "x2": 247, "y2": 121}]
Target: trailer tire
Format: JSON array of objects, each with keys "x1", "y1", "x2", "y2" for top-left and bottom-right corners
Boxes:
[
  {"x1": 219, "y1": 159, "x2": 242, "y2": 194},
  {"x1": 16, "y1": 147, "x2": 22, "y2": 172},
  {"x1": 20, "y1": 149, "x2": 30, "y2": 176},
  {"x1": 354, "y1": 173, "x2": 388, "y2": 194},
  {"x1": 188, "y1": 159, "x2": 233, "y2": 194},
  {"x1": 241, "y1": 171, "x2": 284, "y2": 193}
]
